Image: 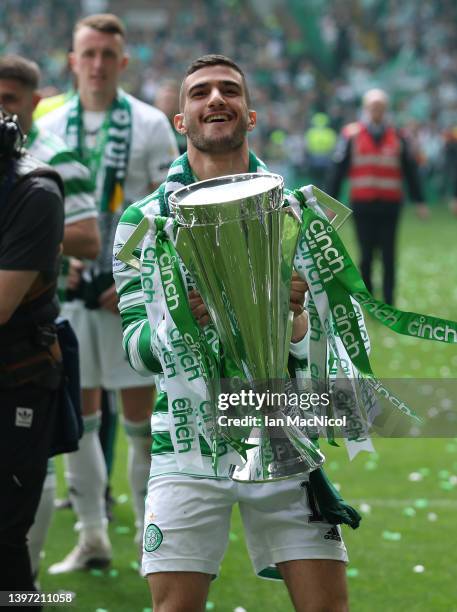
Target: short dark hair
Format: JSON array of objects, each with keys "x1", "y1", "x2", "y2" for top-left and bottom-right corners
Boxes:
[
  {"x1": 0, "y1": 55, "x2": 40, "y2": 90},
  {"x1": 74, "y1": 13, "x2": 126, "y2": 38},
  {"x1": 179, "y1": 54, "x2": 251, "y2": 110}
]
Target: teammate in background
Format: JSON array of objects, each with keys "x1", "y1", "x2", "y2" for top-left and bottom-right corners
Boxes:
[
  {"x1": 0, "y1": 53, "x2": 100, "y2": 579},
  {"x1": 327, "y1": 88, "x2": 428, "y2": 305},
  {"x1": 114, "y1": 54, "x2": 354, "y2": 612},
  {"x1": 39, "y1": 13, "x2": 178, "y2": 573},
  {"x1": 0, "y1": 109, "x2": 64, "y2": 596}
]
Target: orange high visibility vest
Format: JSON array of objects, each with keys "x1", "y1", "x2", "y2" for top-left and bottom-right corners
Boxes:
[{"x1": 347, "y1": 123, "x2": 403, "y2": 202}]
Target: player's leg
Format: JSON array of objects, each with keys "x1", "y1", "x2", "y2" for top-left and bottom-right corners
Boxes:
[
  {"x1": 27, "y1": 460, "x2": 56, "y2": 580},
  {"x1": 142, "y1": 474, "x2": 234, "y2": 610},
  {"x1": 120, "y1": 385, "x2": 155, "y2": 540},
  {"x1": 240, "y1": 475, "x2": 349, "y2": 611},
  {"x1": 278, "y1": 558, "x2": 348, "y2": 612},
  {"x1": 148, "y1": 572, "x2": 211, "y2": 612}
]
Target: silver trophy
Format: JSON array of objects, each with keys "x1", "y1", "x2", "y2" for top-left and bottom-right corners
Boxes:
[{"x1": 168, "y1": 173, "x2": 325, "y2": 482}]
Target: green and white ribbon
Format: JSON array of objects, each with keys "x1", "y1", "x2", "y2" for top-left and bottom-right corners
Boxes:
[
  {"x1": 293, "y1": 185, "x2": 457, "y2": 435},
  {"x1": 141, "y1": 214, "x2": 246, "y2": 473}
]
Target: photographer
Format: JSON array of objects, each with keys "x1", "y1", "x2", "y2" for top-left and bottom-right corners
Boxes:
[{"x1": 0, "y1": 109, "x2": 64, "y2": 594}]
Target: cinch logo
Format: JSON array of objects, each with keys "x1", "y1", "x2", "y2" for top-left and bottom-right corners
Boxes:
[
  {"x1": 353, "y1": 292, "x2": 400, "y2": 327},
  {"x1": 169, "y1": 328, "x2": 201, "y2": 381},
  {"x1": 332, "y1": 304, "x2": 360, "y2": 360},
  {"x1": 142, "y1": 246, "x2": 156, "y2": 303},
  {"x1": 308, "y1": 298, "x2": 323, "y2": 342},
  {"x1": 159, "y1": 252, "x2": 180, "y2": 311},
  {"x1": 304, "y1": 220, "x2": 345, "y2": 283},
  {"x1": 172, "y1": 398, "x2": 195, "y2": 453},
  {"x1": 408, "y1": 317, "x2": 457, "y2": 342}
]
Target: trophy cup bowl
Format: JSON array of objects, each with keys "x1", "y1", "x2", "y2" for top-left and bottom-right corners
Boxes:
[{"x1": 169, "y1": 173, "x2": 325, "y2": 482}]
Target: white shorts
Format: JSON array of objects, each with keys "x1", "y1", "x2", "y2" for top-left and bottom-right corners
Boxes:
[
  {"x1": 62, "y1": 300, "x2": 153, "y2": 390},
  {"x1": 142, "y1": 472, "x2": 348, "y2": 579}
]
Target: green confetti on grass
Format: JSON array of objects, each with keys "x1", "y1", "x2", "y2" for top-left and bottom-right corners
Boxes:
[
  {"x1": 438, "y1": 470, "x2": 450, "y2": 479},
  {"x1": 365, "y1": 461, "x2": 378, "y2": 471},
  {"x1": 346, "y1": 568, "x2": 359, "y2": 577},
  {"x1": 229, "y1": 532, "x2": 239, "y2": 542},
  {"x1": 329, "y1": 461, "x2": 340, "y2": 470},
  {"x1": 382, "y1": 531, "x2": 401, "y2": 541},
  {"x1": 90, "y1": 569, "x2": 104, "y2": 577},
  {"x1": 95, "y1": 609, "x2": 108, "y2": 612},
  {"x1": 109, "y1": 569, "x2": 119, "y2": 578},
  {"x1": 440, "y1": 481, "x2": 454, "y2": 491},
  {"x1": 206, "y1": 602, "x2": 215, "y2": 610},
  {"x1": 445, "y1": 444, "x2": 457, "y2": 453},
  {"x1": 129, "y1": 561, "x2": 140, "y2": 571},
  {"x1": 414, "y1": 499, "x2": 429, "y2": 509},
  {"x1": 418, "y1": 467, "x2": 430, "y2": 476},
  {"x1": 115, "y1": 526, "x2": 131, "y2": 535},
  {"x1": 142, "y1": 608, "x2": 152, "y2": 612},
  {"x1": 403, "y1": 507, "x2": 416, "y2": 517}
]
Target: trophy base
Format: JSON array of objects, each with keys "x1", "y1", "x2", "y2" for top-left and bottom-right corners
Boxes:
[{"x1": 229, "y1": 436, "x2": 325, "y2": 483}]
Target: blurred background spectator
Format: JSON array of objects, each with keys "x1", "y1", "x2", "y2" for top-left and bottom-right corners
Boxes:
[{"x1": 2, "y1": 0, "x2": 456, "y2": 197}]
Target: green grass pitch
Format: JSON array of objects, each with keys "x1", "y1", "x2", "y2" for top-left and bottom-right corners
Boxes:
[{"x1": 40, "y1": 206, "x2": 457, "y2": 611}]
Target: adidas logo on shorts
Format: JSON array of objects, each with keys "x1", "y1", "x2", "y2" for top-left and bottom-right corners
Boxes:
[{"x1": 324, "y1": 527, "x2": 342, "y2": 542}]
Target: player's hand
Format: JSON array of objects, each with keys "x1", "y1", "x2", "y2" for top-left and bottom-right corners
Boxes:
[
  {"x1": 290, "y1": 271, "x2": 309, "y2": 342},
  {"x1": 415, "y1": 203, "x2": 430, "y2": 220},
  {"x1": 449, "y1": 199, "x2": 457, "y2": 217},
  {"x1": 188, "y1": 289, "x2": 211, "y2": 328},
  {"x1": 67, "y1": 258, "x2": 84, "y2": 291},
  {"x1": 290, "y1": 271, "x2": 308, "y2": 316},
  {"x1": 99, "y1": 283, "x2": 119, "y2": 314}
]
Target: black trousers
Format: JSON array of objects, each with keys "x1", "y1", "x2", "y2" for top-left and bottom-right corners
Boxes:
[
  {"x1": 0, "y1": 384, "x2": 58, "y2": 595},
  {"x1": 352, "y1": 201, "x2": 402, "y2": 305}
]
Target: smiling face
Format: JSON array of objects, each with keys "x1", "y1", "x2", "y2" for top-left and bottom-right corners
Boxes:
[
  {"x1": 70, "y1": 26, "x2": 128, "y2": 101},
  {"x1": 175, "y1": 65, "x2": 256, "y2": 154}
]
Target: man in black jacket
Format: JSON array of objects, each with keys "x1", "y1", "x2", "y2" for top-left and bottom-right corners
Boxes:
[{"x1": 0, "y1": 109, "x2": 64, "y2": 595}]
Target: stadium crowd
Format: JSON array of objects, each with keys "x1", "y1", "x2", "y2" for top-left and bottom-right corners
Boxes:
[{"x1": 1, "y1": 0, "x2": 456, "y2": 194}]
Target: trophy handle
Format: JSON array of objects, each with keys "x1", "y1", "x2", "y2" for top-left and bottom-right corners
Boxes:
[
  {"x1": 116, "y1": 217, "x2": 149, "y2": 271},
  {"x1": 311, "y1": 186, "x2": 352, "y2": 230}
]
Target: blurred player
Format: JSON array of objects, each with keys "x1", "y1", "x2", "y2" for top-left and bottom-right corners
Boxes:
[{"x1": 39, "y1": 13, "x2": 178, "y2": 573}]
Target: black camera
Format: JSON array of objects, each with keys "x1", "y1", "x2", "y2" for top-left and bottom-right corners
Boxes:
[{"x1": 0, "y1": 106, "x2": 26, "y2": 162}]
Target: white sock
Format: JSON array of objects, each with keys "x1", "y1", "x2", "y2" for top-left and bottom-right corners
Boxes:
[
  {"x1": 123, "y1": 418, "x2": 151, "y2": 533},
  {"x1": 28, "y1": 463, "x2": 56, "y2": 577},
  {"x1": 65, "y1": 412, "x2": 108, "y2": 532}
]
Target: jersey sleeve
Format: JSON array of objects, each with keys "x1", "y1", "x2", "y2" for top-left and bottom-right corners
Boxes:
[
  {"x1": 49, "y1": 150, "x2": 98, "y2": 225},
  {"x1": 113, "y1": 193, "x2": 163, "y2": 375},
  {"x1": 0, "y1": 176, "x2": 64, "y2": 272},
  {"x1": 145, "y1": 113, "x2": 179, "y2": 186}
]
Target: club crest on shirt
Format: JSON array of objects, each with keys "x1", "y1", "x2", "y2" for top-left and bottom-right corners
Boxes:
[{"x1": 144, "y1": 523, "x2": 163, "y2": 552}]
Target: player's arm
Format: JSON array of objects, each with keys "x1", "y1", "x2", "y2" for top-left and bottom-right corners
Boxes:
[
  {"x1": 113, "y1": 198, "x2": 162, "y2": 376},
  {"x1": 63, "y1": 216, "x2": 100, "y2": 259}
]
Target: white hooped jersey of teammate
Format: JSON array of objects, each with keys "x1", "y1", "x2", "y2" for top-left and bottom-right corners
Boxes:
[{"x1": 26, "y1": 125, "x2": 97, "y2": 226}]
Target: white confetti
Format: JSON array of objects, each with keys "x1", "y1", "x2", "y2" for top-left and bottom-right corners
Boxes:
[
  {"x1": 413, "y1": 565, "x2": 425, "y2": 573},
  {"x1": 359, "y1": 503, "x2": 371, "y2": 514},
  {"x1": 234, "y1": 608, "x2": 247, "y2": 612},
  {"x1": 427, "y1": 513, "x2": 438, "y2": 522},
  {"x1": 408, "y1": 472, "x2": 423, "y2": 482}
]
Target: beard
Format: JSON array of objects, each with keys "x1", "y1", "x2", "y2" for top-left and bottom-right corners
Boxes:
[{"x1": 185, "y1": 114, "x2": 249, "y2": 154}]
